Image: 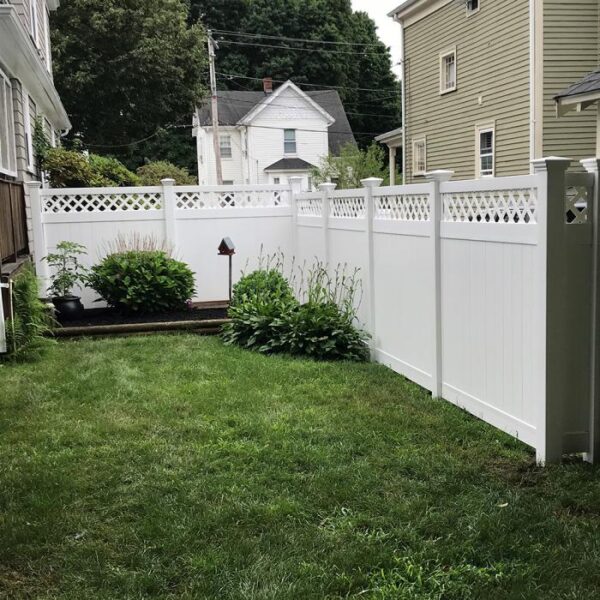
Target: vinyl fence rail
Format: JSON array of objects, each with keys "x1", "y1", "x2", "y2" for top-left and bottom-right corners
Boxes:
[{"x1": 27, "y1": 158, "x2": 600, "y2": 464}]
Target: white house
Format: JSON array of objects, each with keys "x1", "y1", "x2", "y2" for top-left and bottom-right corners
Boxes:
[{"x1": 193, "y1": 79, "x2": 355, "y2": 189}]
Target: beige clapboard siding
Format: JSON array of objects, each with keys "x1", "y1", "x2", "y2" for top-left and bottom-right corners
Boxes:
[
  {"x1": 403, "y1": 0, "x2": 530, "y2": 183},
  {"x1": 542, "y1": 0, "x2": 599, "y2": 162}
]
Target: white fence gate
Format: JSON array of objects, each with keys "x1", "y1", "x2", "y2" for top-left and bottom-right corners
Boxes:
[{"x1": 26, "y1": 157, "x2": 600, "y2": 464}]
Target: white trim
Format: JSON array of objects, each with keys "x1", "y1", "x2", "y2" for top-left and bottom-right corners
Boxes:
[
  {"x1": 239, "y1": 80, "x2": 335, "y2": 126},
  {"x1": 43, "y1": 6, "x2": 51, "y2": 72},
  {"x1": 412, "y1": 135, "x2": 427, "y2": 176},
  {"x1": 390, "y1": 0, "x2": 454, "y2": 27},
  {"x1": 29, "y1": 0, "x2": 39, "y2": 47},
  {"x1": 439, "y1": 46, "x2": 457, "y2": 95},
  {"x1": 283, "y1": 128, "x2": 297, "y2": 155},
  {"x1": 475, "y1": 121, "x2": 495, "y2": 178},
  {"x1": 0, "y1": 68, "x2": 17, "y2": 178},
  {"x1": 219, "y1": 133, "x2": 232, "y2": 159},
  {"x1": 23, "y1": 88, "x2": 35, "y2": 172}
]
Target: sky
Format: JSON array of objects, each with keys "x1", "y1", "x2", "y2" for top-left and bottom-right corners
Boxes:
[{"x1": 351, "y1": 0, "x2": 403, "y2": 78}]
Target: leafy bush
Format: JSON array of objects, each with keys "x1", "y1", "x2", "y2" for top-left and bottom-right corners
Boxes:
[
  {"x1": 3, "y1": 265, "x2": 54, "y2": 361},
  {"x1": 42, "y1": 149, "x2": 139, "y2": 188},
  {"x1": 136, "y1": 161, "x2": 197, "y2": 185},
  {"x1": 222, "y1": 269, "x2": 297, "y2": 352},
  {"x1": 223, "y1": 261, "x2": 369, "y2": 362},
  {"x1": 44, "y1": 241, "x2": 88, "y2": 298},
  {"x1": 88, "y1": 251, "x2": 195, "y2": 313},
  {"x1": 88, "y1": 154, "x2": 140, "y2": 187}
]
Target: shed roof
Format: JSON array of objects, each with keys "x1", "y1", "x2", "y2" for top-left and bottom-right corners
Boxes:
[
  {"x1": 555, "y1": 69, "x2": 600, "y2": 101},
  {"x1": 264, "y1": 158, "x2": 316, "y2": 172}
]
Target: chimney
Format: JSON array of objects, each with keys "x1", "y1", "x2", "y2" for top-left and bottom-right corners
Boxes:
[{"x1": 263, "y1": 77, "x2": 273, "y2": 95}]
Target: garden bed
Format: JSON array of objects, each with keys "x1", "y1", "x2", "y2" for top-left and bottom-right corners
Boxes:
[{"x1": 54, "y1": 303, "x2": 229, "y2": 337}]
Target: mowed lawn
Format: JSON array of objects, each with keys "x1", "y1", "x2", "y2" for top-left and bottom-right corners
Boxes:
[{"x1": 1, "y1": 336, "x2": 599, "y2": 599}]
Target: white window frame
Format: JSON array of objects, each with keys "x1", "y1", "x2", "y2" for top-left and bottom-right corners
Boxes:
[
  {"x1": 475, "y1": 122, "x2": 495, "y2": 178},
  {"x1": 412, "y1": 136, "x2": 427, "y2": 177},
  {"x1": 219, "y1": 134, "x2": 232, "y2": 159},
  {"x1": 0, "y1": 69, "x2": 17, "y2": 178},
  {"x1": 466, "y1": 0, "x2": 481, "y2": 16},
  {"x1": 439, "y1": 47, "x2": 457, "y2": 95},
  {"x1": 273, "y1": 176, "x2": 280, "y2": 184},
  {"x1": 44, "y1": 7, "x2": 52, "y2": 71},
  {"x1": 29, "y1": 0, "x2": 39, "y2": 46},
  {"x1": 284, "y1": 129, "x2": 297, "y2": 155},
  {"x1": 23, "y1": 90, "x2": 35, "y2": 172}
]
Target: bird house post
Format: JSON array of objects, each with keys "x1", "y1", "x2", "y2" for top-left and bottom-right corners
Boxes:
[{"x1": 218, "y1": 238, "x2": 236, "y2": 302}]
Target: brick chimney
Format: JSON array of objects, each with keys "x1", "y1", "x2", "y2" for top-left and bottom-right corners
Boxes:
[{"x1": 263, "y1": 77, "x2": 273, "y2": 95}]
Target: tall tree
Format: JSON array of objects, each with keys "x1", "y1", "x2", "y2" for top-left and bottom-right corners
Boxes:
[
  {"x1": 189, "y1": 0, "x2": 401, "y2": 146},
  {"x1": 51, "y1": 0, "x2": 207, "y2": 170}
]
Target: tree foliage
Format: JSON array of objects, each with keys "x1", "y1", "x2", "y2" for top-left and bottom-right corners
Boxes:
[
  {"x1": 51, "y1": 0, "x2": 207, "y2": 170},
  {"x1": 190, "y1": 0, "x2": 401, "y2": 146}
]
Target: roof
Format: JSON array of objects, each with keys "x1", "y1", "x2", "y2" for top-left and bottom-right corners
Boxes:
[
  {"x1": 264, "y1": 158, "x2": 316, "y2": 172},
  {"x1": 197, "y1": 86, "x2": 355, "y2": 155},
  {"x1": 555, "y1": 69, "x2": 600, "y2": 101},
  {"x1": 375, "y1": 127, "x2": 403, "y2": 147}
]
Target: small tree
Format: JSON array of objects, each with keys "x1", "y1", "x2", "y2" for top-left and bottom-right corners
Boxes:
[
  {"x1": 312, "y1": 143, "x2": 389, "y2": 190},
  {"x1": 44, "y1": 241, "x2": 88, "y2": 299}
]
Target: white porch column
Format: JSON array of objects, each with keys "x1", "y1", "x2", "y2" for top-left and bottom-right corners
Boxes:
[{"x1": 389, "y1": 146, "x2": 397, "y2": 186}]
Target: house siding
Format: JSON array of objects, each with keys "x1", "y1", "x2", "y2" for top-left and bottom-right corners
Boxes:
[
  {"x1": 542, "y1": 0, "x2": 599, "y2": 162},
  {"x1": 403, "y1": 0, "x2": 531, "y2": 183}
]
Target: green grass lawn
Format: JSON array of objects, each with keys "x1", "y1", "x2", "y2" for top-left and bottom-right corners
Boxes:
[{"x1": 1, "y1": 335, "x2": 599, "y2": 599}]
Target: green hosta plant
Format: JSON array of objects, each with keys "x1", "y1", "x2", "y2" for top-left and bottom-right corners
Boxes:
[
  {"x1": 44, "y1": 241, "x2": 88, "y2": 298},
  {"x1": 88, "y1": 251, "x2": 195, "y2": 313}
]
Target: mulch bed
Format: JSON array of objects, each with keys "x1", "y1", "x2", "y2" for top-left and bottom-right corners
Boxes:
[{"x1": 58, "y1": 306, "x2": 229, "y2": 328}]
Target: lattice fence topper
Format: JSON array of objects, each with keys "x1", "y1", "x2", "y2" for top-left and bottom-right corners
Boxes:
[
  {"x1": 296, "y1": 197, "x2": 323, "y2": 216},
  {"x1": 42, "y1": 191, "x2": 162, "y2": 213},
  {"x1": 330, "y1": 196, "x2": 365, "y2": 218},
  {"x1": 375, "y1": 193, "x2": 431, "y2": 221},
  {"x1": 565, "y1": 185, "x2": 589, "y2": 224},
  {"x1": 176, "y1": 189, "x2": 286, "y2": 209},
  {"x1": 442, "y1": 189, "x2": 537, "y2": 224}
]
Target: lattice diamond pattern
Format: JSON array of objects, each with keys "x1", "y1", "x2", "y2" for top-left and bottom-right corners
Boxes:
[
  {"x1": 376, "y1": 194, "x2": 430, "y2": 221},
  {"x1": 43, "y1": 192, "x2": 162, "y2": 213},
  {"x1": 297, "y1": 199, "x2": 323, "y2": 216},
  {"x1": 331, "y1": 196, "x2": 365, "y2": 218},
  {"x1": 176, "y1": 189, "x2": 285, "y2": 209},
  {"x1": 442, "y1": 189, "x2": 537, "y2": 224},
  {"x1": 565, "y1": 186, "x2": 589, "y2": 224}
]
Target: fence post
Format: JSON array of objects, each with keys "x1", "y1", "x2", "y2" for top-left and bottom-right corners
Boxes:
[
  {"x1": 425, "y1": 170, "x2": 453, "y2": 399},
  {"x1": 582, "y1": 157, "x2": 600, "y2": 463},
  {"x1": 26, "y1": 181, "x2": 48, "y2": 296},
  {"x1": 289, "y1": 177, "x2": 303, "y2": 260},
  {"x1": 361, "y1": 177, "x2": 383, "y2": 350},
  {"x1": 161, "y1": 178, "x2": 177, "y2": 250},
  {"x1": 318, "y1": 182, "x2": 336, "y2": 265},
  {"x1": 532, "y1": 157, "x2": 572, "y2": 464}
]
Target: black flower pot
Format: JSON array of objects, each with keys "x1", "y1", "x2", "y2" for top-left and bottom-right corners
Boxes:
[{"x1": 53, "y1": 296, "x2": 84, "y2": 321}]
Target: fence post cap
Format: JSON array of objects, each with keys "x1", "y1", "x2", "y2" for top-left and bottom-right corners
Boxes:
[
  {"x1": 531, "y1": 157, "x2": 572, "y2": 173},
  {"x1": 581, "y1": 158, "x2": 600, "y2": 174},
  {"x1": 161, "y1": 178, "x2": 176, "y2": 186},
  {"x1": 24, "y1": 181, "x2": 43, "y2": 189},
  {"x1": 425, "y1": 170, "x2": 453, "y2": 182},
  {"x1": 361, "y1": 177, "x2": 384, "y2": 188},
  {"x1": 318, "y1": 182, "x2": 337, "y2": 192}
]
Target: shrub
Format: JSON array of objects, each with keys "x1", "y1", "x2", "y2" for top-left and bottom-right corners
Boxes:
[
  {"x1": 136, "y1": 161, "x2": 197, "y2": 185},
  {"x1": 88, "y1": 251, "x2": 195, "y2": 313},
  {"x1": 3, "y1": 265, "x2": 54, "y2": 361},
  {"x1": 44, "y1": 241, "x2": 88, "y2": 298},
  {"x1": 222, "y1": 269, "x2": 297, "y2": 352},
  {"x1": 88, "y1": 155, "x2": 140, "y2": 187}
]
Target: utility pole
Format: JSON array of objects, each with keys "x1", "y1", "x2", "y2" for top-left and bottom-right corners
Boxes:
[{"x1": 207, "y1": 30, "x2": 223, "y2": 185}]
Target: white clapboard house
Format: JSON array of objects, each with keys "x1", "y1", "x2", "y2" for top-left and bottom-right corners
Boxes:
[{"x1": 193, "y1": 79, "x2": 355, "y2": 190}]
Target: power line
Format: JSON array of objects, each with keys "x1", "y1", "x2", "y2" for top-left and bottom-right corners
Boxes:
[
  {"x1": 216, "y1": 39, "x2": 386, "y2": 58},
  {"x1": 215, "y1": 71, "x2": 401, "y2": 96},
  {"x1": 211, "y1": 28, "x2": 387, "y2": 49}
]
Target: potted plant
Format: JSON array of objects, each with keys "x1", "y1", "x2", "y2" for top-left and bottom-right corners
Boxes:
[{"x1": 44, "y1": 241, "x2": 88, "y2": 320}]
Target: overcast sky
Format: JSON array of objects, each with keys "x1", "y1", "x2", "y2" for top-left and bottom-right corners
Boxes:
[{"x1": 351, "y1": 0, "x2": 403, "y2": 78}]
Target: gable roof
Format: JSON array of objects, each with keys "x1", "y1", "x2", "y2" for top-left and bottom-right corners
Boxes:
[{"x1": 196, "y1": 85, "x2": 355, "y2": 155}]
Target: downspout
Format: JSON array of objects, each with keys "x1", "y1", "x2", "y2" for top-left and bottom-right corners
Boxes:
[{"x1": 399, "y1": 16, "x2": 407, "y2": 180}]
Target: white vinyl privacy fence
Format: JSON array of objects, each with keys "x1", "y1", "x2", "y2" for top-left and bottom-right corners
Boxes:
[{"x1": 27, "y1": 158, "x2": 600, "y2": 464}]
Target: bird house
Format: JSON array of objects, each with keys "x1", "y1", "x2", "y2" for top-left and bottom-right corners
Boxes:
[{"x1": 218, "y1": 237, "x2": 236, "y2": 256}]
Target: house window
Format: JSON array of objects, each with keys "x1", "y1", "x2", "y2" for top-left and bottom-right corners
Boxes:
[
  {"x1": 220, "y1": 134, "x2": 232, "y2": 158},
  {"x1": 440, "y1": 48, "x2": 457, "y2": 94},
  {"x1": 29, "y1": 0, "x2": 39, "y2": 46},
  {"x1": 467, "y1": 0, "x2": 480, "y2": 15},
  {"x1": 284, "y1": 129, "x2": 296, "y2": 154},
  {"x1": 223, "y1": 180, "x2": 234, "y2": 185},
  {"x1": 412, "y1": 136, "x2": 427, "y2": 176},
  {"x1": 0, "y1": 71, "x2": 17, "y2": 176},
  {"x1": 476, "y1": 124, "x2": 495, "y2": 177},
  {"x1": 23, "y1": 92, "x2": 35, "y2": 171},
  {"x1": 273, "y1": 177, "x2": 280, "y2": 184}
]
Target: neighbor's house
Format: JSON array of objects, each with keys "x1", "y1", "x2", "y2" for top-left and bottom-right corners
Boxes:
[
  {"x1": 388, "y1": 0, "x2": 600, "y2": 183},
  {"x1": 193, "y1": 79, "x2": 355, "y2": 190},
  {"x1": 0, "y1": 0, "x2": 70, "y2": 254}
]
